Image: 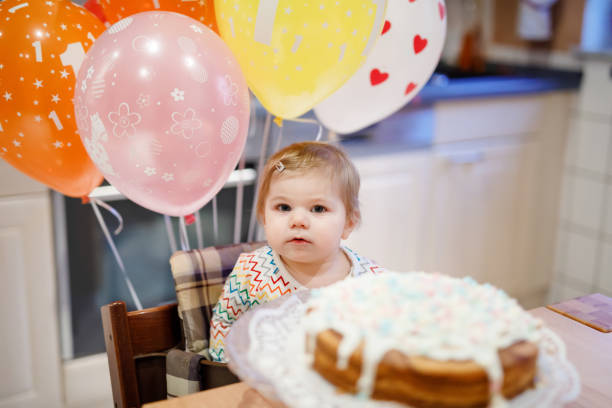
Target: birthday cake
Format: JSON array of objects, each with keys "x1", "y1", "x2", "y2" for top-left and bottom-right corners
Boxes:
[{"x1": 302, "y1": 272, "x2": 542, "y2": 408}]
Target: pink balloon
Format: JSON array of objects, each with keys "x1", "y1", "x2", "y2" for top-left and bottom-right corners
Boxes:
[{"x1": 74, "y1": 11, "x2": 250, "y2": 216}]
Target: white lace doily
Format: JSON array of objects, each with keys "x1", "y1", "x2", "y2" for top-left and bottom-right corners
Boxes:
[{"x1": 226, "y1": 292, "x2": 580, "y2": 408}]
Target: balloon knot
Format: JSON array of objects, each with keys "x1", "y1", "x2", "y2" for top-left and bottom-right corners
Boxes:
[
  {"x1": 273, "y1": 117, "x2": 284, "y2": 128},
  {"x1": 81, "y1": 196, "x2": 91, "y2": 204},
  {"x1": 184, "y1": 214, "x2": 196, "y2": 225}
]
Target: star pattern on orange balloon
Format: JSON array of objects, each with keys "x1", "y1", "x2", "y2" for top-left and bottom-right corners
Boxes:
[{"x1": 0, "y1": 0, "x2": 105, "y2": 196}]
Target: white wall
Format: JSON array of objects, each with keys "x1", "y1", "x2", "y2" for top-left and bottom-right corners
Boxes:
[{"x1": 551, "y1": 57, "x2": 612, "y2": 302}]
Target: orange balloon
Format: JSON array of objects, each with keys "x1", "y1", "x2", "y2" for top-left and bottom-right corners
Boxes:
[
  {"x1": 0, "y1": 0, "x2": 105, "y2": 197},
  {"x1": 99, "y1": 0, "x2": 218, "y2": 33}
]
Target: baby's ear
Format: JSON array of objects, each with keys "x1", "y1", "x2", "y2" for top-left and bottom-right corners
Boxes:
[{"x1": 342, "y1": 210, "x2": 360, "y2": 239}]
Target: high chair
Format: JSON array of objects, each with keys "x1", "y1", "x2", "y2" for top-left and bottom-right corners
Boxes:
[{"x1": 101, "y1": 241, "x2": 266, "y2": 408}]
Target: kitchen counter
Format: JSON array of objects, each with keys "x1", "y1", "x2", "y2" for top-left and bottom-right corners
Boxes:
[
  {"x1": 418, "y1": 74, "x2": 580, "y2": 102},
  {"x1": 417, "y1": 62, "x2": 581, "y2": 102},
  {"x1": 242, "y1": 64, "x2": 581, "y2": 162}
]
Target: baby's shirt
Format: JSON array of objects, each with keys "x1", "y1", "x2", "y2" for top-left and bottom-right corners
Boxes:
[{"x1": 208, "y1": 245, "x2": 384, "y2": 362}]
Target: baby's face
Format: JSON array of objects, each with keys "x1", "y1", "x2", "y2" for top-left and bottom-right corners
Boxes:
[{"x1": 262, "y1": 168, "x2": 354, "y2": 266}]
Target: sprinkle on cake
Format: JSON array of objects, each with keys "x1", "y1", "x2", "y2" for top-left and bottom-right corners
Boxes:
[{"x1": 303, "y1": 271, "x2": 543, "y2": 406}]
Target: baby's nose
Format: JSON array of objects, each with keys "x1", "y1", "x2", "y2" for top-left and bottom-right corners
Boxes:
[{"x1": 289, "y1": 210, "x2": 309, "y2": 228}]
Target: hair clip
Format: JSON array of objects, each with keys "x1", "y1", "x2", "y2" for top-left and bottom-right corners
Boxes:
[{"x1": 274, "y1": 161, "x2": 285, "y2": 172}]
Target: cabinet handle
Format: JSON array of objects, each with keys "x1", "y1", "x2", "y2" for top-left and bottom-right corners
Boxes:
[{"x1": 444, "y1": 151, "x2": 485, "y2": 165}]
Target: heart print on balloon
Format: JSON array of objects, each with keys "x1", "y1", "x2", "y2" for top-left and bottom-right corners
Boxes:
[{"x1": 315, "y1": 0, "x2": 446, "y2": 135}]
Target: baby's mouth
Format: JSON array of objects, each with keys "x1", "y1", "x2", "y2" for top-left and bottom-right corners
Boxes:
[{"x1": 289, "y1": 237, "x2": 309, "y2": 244}]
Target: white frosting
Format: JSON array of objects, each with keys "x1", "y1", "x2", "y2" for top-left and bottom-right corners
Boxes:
[{"x1": 302, "y1": 271, "x2": 543, "y2": 403}]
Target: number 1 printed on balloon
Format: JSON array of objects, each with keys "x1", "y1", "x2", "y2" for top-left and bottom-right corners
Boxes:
[
  {"x1": 8, "y1": 2, "x2": 28, "y2": 14},
  {"x1": 254, "y1": 0, "x2": 278, "y2": 46},
  {"x1": 0, "y1": 0, "x2": 106, "y2": 196},
  {"x1": 31, "y1": 40, "x2": 42, "y2": 62},
  {"x1": 48, "y1": 111, "x2": 63, "y2": 131},
  {"x1": 59, "y1": 42, "x2": 87, "y2": 81}
]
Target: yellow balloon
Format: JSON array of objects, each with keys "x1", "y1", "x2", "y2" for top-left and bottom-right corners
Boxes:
[{"x1": 215, "y1": 0, "x2": 387, "y2": 119}]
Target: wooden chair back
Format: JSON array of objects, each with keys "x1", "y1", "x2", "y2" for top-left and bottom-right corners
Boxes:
[
  {"x1": 102, "y1": 242, "x2": 267, "y2": 407},
  {"x1": 101, "y1": 300, "x2": 181, "y2": 408}
]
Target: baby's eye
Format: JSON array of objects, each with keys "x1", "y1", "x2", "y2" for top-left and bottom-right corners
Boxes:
[
  {"x1": 276, "y1": 203, "x2": 291, "y2": 212},
  {"x1": 311, "y1": 205, "x2": 327, "y2": 213}
]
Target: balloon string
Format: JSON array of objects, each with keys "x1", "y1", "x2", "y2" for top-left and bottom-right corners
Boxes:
[
  {"x1": 274, "y1": 120, "x2": 284, "y2": 152},
  {"x1": 195, "y1": 211, "x2": 203, "y2": 249},
  {"x1": 178, "y1": 216, "x2": 190, "y2": 251},
  {"x1": 248, "y1": 112, "x2": 272, "y2": 242},
  {"x1": 277, "y1": 117, "x2": 324, "y2": 141},
  {"x1": 212, "y1": 196, "x2": 219, "y2": 243},
  {"x1": 233, "y1": 154, "x2": 246, "y2": 244},
  {"x1": 92, "y1": 197, "x2": 124, "y2": 235},
  {"x1": 164, "y1": 215, "x2": 178, "y2": 254},
  {"x1": 90, "y1": 198, "x2": 143, "y2": 311}
]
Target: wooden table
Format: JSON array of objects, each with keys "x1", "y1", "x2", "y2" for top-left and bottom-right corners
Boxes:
[
  {"x1": 145, "y1": 307, "x2": 612, "y2": 408},
  {"x1": 530, "y1": 307, "x2": 612, "y2": 407}
]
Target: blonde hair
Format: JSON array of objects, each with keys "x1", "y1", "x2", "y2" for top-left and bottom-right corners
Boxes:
[{"x1": 256, "y1": 141, "x2": 360, "y2": 225}]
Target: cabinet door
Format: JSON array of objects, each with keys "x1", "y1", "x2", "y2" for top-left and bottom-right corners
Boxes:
[
  {"x1": 345, "y1": 153, "x2": 432, "y2": 271},
  {"x1": 0, "y1": 193, "x2": 63, "y2": 408},
  {"x1": 422, "y1": 140, "x2": 539, "y2": 296}
]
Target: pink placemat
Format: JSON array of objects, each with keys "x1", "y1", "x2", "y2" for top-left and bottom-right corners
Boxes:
[{"x1": 546, "y1": 293, "x2": 612, "y2": 333}]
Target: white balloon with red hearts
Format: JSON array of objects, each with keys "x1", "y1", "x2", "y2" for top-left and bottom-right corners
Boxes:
[{"x1": 314, "y1": 0, "x2": 446, "y2": 135}]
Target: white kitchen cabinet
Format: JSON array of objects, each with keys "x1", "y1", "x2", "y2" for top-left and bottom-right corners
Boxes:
[
  {"x1": 349, "y1": 137, "x2": 540, "y2": 297},
  {"x1": 347, "y1": 92, "x2": 573, "y2": 308},
  {"x1": 0, "y1": 190, "x2": 63, "y2": 408},
  {"x1": 421, "y1": 138, "x2": 540, "y2": 297},
  {"x1": 345, "y1": 152, "x2": 432, "y2": 272},
  {"x1": 0, "y1": 161, "x2": 112, "y2": 408}
]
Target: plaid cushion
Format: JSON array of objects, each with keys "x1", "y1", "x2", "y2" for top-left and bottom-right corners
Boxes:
[
  {"x1": 166, "y1": 348, "x2": 240, "y2": 399},
  {"x1": 169, "y1": 242, "x2": 266, "y2": 356},
  {"x1": 166, "y1": 348, "x2": 205, "y2": 398}
]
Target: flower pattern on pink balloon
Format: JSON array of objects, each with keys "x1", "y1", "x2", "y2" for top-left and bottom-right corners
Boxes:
[
  {"x1": 137, "y1": 93, "x2": 151, "y2": 107},
  {"x1": 74, "y1": 12, "x2": 250, "y2": 216},
  {"x1": 171, "y1": 108, "x2": 202, "y2": 139},
  {"x1": 171, "y1": 88, "x2": 185, "y2": 102},
  {"x1": 108, "y1": 102, "x2": 142, "y2": 138}
]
